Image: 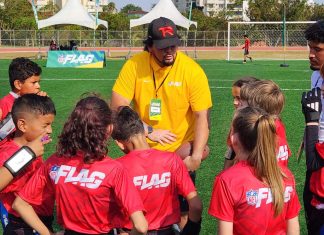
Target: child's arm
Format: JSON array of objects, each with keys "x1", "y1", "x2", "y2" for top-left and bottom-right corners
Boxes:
[
  {"x1": 287, "y1": 216, "x2": 300, "y2": 235},
  {"x1": 0, "y1": 133, "x2": 50, "y2": 191},
  {"x1": 12, "y1": 196, "x2": 51, "y2": 235},
  {"x1": 0, "y1": 167, "x2": 13, "y2": 191},
  {"x1": 218, "y1": 220, "x2": 233, "y2": 235}
]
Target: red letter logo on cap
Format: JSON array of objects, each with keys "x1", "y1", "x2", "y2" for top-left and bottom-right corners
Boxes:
[{"x1": 159, "y1": 26, "x2": 174, "y2": 38}]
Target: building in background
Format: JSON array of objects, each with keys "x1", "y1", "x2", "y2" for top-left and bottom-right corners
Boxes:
[
  {"x1": 51, "y1": 0, "x2": 108, "y2": 12},
  {"x1": 171, "y1": 0, "x2": 248, "y2": 19},
  {"x1": 172, "y1": 0, "x2": 315, "y2": 20}
]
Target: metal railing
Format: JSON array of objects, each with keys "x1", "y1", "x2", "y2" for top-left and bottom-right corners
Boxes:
[{"x1": 0, "y1": 29, "x2": 309, "y2": 48}]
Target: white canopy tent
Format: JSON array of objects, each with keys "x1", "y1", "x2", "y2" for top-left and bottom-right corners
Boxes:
[
  {"x1": 128, "y1": 0, "x2": 198, "y2": 58},
  {"x1": 129, "y1": 0, "x2": 197, "y2": 29},
  {"x1": 37, "y1": 0, "x2": 108, "y2": 29}
]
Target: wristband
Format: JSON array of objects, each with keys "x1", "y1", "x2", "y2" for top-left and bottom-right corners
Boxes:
[
  {"x1": 0, "y1": 113, "x2": 15, "y2": 141},
  {"x1": 4, "y1": 146, "x2": 36, "y2": 176}
]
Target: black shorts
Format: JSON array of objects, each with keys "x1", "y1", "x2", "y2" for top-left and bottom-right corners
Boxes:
[
  {"x1": 4, "y1": 213, "x2": 53, "y2": 235},
  {"x1": 65, "y1": 230, "x2": 115, "y2": 235},
  {"x1": 178, "y1": 171, "x2": 196, "y2": 212},
  {"x1": 244, "y1": 49, "x2": 249, "y2": 55}
]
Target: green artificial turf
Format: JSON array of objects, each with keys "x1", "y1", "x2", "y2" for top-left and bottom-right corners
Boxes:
[{"x1": 0, "y1": 59, "x2": 311, "y2": 234}]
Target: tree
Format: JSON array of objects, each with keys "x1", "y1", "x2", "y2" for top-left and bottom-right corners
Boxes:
[
  {"x1": 246, "y1": 0, "x2": 310, "y2": 21},
  {"x1": 103, "y1": 2, "x2": 117, "y2": 14},
  {"x1": 120, "y1": 4, "x2": 142, "y2": 14},
  {"x1": 246, "y1": 0, "x2": 281, "y2": 21},
  {"x1": 100, "y1": 12, "x2": 129, "y2": 31},
  {"x1": 309, "y1": 3, "x2": 324, "y2": 21},
  {"x1": 0, "y1": 0, "x2": 36, "y2": 29}
]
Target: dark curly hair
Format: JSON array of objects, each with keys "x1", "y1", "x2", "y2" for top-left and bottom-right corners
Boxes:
[
  {"x1": 305, "y1": 20, "x2": 324, "y2": 43},
  {"x1": 57, "y1": 96, "x2": 113, "y2": 163},
  {"x1": 9, "y1": 57, "x2": 42, "y2": 90},
  {"x1": 112, "y1": 106, "x2": 144, "y2": 141}
]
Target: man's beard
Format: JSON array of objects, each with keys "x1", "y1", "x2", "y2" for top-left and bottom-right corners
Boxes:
[
  {"x1": 310, "y1": 65, "x2": 320, "y2": 71},
  {"x1": 162, "y1": 59, "x2": 175, "y2": 66}
]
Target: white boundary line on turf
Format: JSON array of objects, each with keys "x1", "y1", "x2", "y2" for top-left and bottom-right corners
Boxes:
[
  {"x1": 0, "y1": 78, "x2": 309, "y2": 82},
  {"x1": 211, "y1": 87, "x2": 306, "y2": 91}
]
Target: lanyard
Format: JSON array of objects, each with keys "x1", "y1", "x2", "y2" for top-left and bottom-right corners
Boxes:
[{"x1": 152, "y1": 65, "x2": 173, "y2": 98}]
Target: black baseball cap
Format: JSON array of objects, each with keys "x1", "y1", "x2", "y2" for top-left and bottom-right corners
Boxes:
[{"x1": 145, "y1": 17, "x2": 181, "y2": 49}]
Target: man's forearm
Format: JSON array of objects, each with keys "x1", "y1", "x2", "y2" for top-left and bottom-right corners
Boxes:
[{"x1": 192, "y1": 110, "x2": 210, "y2": 160}]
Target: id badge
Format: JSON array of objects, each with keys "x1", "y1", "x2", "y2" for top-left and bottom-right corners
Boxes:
[{"x1": 149, "y1": 98, "x2": 162, "y2": 120}]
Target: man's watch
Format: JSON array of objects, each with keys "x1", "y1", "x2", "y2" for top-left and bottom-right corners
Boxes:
[{"x1": 147, "y1": 125, "x2": 153, "y2": 135}]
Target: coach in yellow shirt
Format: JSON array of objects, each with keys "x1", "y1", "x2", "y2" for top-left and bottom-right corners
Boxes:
[{"x1": 111, "y1": 17, "x2": 212, "y2": 171}]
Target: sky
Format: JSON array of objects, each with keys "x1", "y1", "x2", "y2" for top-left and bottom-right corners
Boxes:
[{"x1": 113, "y1": 0, "x2": 324, "y2": 12}]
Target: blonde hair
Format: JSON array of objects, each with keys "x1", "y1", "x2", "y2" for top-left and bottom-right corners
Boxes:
[
  {"x1": 240, "y1": 80, "x2": 285, "y2": 116},
  {"x1": 232, "y1": 107, "x2": 284, "y2": 216}
]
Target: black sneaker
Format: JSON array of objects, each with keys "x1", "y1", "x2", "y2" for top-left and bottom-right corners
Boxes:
[{"x1": 249, "y1": 57, "x2": 253, "y2": 62}]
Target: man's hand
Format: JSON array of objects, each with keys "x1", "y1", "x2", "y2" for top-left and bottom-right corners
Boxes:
[
  {"x1": 183, "y1": 155, "x2": 201, "y2": 171},
  {"x1": 147, "y1": 129, "x2": 176, "y2": 145},
  {"x1": 26, "y1": 133, "x2": 52, "y2": 157},
  {"x1": 301, "y1": 87, "x2": 322, "y2": 123}
]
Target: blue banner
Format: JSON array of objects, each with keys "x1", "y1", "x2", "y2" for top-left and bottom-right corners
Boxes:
[{"x1": 47, "y1": 51, "x2": 106, "y2": 68}]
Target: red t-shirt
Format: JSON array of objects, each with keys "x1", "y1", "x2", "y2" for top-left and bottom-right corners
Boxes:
[
  {"x1": 227, "y1": 119, "x2": 291, "y2": 167},
  {"x1": 311, "y1": 142, "x2": 324, "y2": 208},
  {"x1": 0, "y1": 93, "x2": 16, "y2": 120},
  {"x1": 209, "y1": 161, "x2": 300, "y2": 235},
  {"x1": 0, "y1": 139, "x2": 53, "y2": 217},
  {"x1": 275, "y1": 119, "x2": 291, "y2": 168},
  {"x1": 18, "y1": 152, "x2": 145, "y2": 234},
  {"x1": 116, "y1": 149, "x2": 196, "y2": 230},
  {"x1": 244, "y1": 38, "x2": 250, "y2": 50}
]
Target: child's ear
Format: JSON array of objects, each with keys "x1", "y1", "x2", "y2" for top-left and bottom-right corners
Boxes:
[
  {"x1": 16, "y1": 118, "x2": 27, "y2": 133},
  {"x1": 13, "y1": 80, "x2": 23, "y2": 92}
]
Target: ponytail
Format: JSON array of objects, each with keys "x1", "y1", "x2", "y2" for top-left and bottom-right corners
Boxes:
[
  {"x1": 250, "y1": 114, "x2": 284, "y2": 216},
  {"x1": 233, "y1": 107, "x2": 285, "y2": 216}
]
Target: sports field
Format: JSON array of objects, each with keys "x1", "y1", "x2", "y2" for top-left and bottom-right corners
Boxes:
[{"x1": 0, "y1": 59, "x2": 311, "y2": 234}]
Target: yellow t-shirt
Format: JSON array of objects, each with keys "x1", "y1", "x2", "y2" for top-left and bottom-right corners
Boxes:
[{"x1": 113, "y1": 51, "x2": 212, "y2": 151}]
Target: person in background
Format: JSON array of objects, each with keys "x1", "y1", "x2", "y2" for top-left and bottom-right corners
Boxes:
[
  {"x1": 223, "y1": 76, "x2": 259, "y2": 169},
  {"x1": 301, "y1": 87, "x2": 324, "y2": 234},
  {"x1": 242, "y1": 34, "x2": 253, "y2": 64}
]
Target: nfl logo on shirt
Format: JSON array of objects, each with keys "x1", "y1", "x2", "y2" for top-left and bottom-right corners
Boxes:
[
  {"x1": 246, "y1": 189, "x2": 258, "y2": 206},
  {"x1": 49, "y1": 165, "x2": 60, "y2": 181}
]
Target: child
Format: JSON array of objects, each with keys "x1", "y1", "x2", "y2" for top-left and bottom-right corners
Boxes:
[
  {"x1": 242, "y1": 34, "x2": 253, "y2": 63},
  {"x1": 231, "y1": 77, "x2": 258, "y2": 109},
  {"x1": 240, "y1": 80, "x2": 291, "y2": 168},
  {"x1": 0, "y1": 57, "x2": 47, "y2": 121},
  {"x1": 209, "y1": 106, "x2": 301, "y2": 234},
  {"x1": 224, "y1": 77, "x2": 259, "y2": 169},
  {"x1": 301, "y1": 87, "x2": 324, "y2": 234},
  {"x1": 0, "y1": 94, "x2": 55, "y2": 234},
  {"x1": 112, "y1": 106, "x2": 202, "y2": 235},
  {"x1": 13, "y1": 96, "x2": 147, "y2": 235}
]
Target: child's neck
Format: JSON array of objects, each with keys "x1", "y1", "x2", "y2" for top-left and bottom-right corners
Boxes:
[
  {"x1": 128, "y1": 134, "x2": 150, "y2": 151},
  {"x1": 13, "y1": 133, "x2": 29, "y2": 146}
]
